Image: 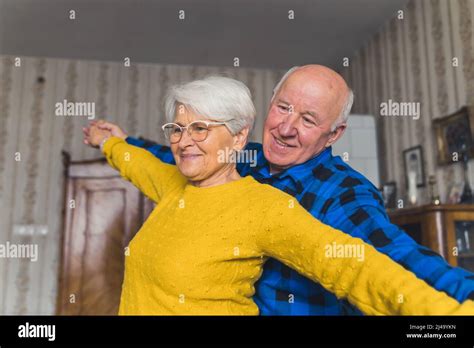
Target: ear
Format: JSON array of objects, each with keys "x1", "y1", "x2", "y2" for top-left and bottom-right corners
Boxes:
[
  {"x1": 324, "y1": 123, "x2": 347, "y2": 148},
  {"x1": 233, "y1": 127, "x2": 250, "y2": 151}
]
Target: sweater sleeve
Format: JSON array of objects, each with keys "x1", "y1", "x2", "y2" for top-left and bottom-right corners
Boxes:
[
  {"x1": 102, "y1": 136, "x2": 182, "y2": 203},
  {"x1": 255, "y1": 192, "x2": 474, "y2": 315}
]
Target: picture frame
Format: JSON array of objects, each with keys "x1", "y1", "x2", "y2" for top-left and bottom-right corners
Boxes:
[
  {"x1": 433, "y1": 106, "x2": 474, "y2": 165},
  {"x1": 403, "y1": 145, "x2": 425, "y2": 188}
]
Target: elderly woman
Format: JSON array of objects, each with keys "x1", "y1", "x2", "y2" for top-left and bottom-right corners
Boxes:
[{"x1": 84, "y1": 76, "x2": 474, "y2": 315}]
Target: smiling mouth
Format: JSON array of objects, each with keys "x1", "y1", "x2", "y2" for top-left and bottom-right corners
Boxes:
[
  {"x1": 272, "y1": 134, "x2": 296, "y2": 148},
  {"x1": 180, "y1": 154, "x2": 202, "y2": 159}
]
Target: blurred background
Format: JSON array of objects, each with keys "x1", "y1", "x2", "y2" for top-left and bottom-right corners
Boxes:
[{"x1": 0, "y1": 0, "x2": 473, "y2": 315}]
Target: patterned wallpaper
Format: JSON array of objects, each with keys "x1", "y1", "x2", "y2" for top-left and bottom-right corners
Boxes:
[
  {"x1": 341, "y1": 0, "x2": 474, "y2": 204},
  {"x1": 0, "y1": 57, "x2": 283, "y2": 314}
]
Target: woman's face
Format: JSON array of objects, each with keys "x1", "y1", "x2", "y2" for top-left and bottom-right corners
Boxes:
[{"x1": 170, "y1": 104, "x2": 237, "y2": 182}]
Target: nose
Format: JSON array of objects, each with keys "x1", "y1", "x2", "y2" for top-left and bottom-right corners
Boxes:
[
  {"x1": 177, "y1": 129, "x2": 195, "y2": 148},
  {"x1": 278, "y1": 113, "x2": 298, "y2": 138}
]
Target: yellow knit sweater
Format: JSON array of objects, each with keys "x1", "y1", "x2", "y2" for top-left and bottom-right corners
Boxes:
[{"x1": 102, "y1": 137, "x2": 474, "y2": 315}]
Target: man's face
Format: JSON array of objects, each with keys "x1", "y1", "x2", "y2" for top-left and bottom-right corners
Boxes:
[{"x1": 262, "y1": 71, "x2": 346, "y2": 173}]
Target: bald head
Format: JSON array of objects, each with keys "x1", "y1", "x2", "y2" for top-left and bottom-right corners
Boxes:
[{"x1": 272, "y1": 65, "x2": 353, "y2": 131}]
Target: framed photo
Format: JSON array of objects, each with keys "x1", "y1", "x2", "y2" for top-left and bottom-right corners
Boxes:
[
  {"x1": 433, "y1": 106, "x2": 474, "y2": 165},
  {"x1": 403, "y1": 146, "x2": 425, "y2": 188},
  {"x1": 381, "y1": 182, "x2": 397, "y2": 209}
]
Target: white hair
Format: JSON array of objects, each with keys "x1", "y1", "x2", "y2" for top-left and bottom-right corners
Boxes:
[
  {"x1": 271, "y1": 66, "x2": 300, "y2": 103},
  {"x1": 272, "y1": 66, "x2": 354, "y2": 132},
  {"x1": 164, "y1": 76, "x2": 256, "y2": 135},
  {"x1": 332, "y1": 88, "x2": 354, "y2": 131}
]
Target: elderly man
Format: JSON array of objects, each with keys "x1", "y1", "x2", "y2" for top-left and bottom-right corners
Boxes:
[{"x1": 90, "y1": 64, "x2": 474, "y2": 315}]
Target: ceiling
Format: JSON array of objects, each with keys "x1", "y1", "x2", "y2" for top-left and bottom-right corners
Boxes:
[{"x1": 0, "y1": 0, "x2": 409, "y2": 70}]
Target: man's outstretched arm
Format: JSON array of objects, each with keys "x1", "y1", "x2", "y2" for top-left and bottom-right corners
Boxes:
[
  {"x1": 126, "y1": 136, "x2": 175, "y2": 165},
  {"x1": 324, "y1": 186, "x2": 474, "y2": 303}
]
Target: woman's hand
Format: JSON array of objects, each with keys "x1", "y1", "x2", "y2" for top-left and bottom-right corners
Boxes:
[{"x1": 83, "y1": 121, "x2": 112, "y2": 148}]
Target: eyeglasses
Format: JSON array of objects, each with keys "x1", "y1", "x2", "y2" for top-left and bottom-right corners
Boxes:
[{"x1": 161, "y1": 120, "x2": 230, "y2": 144}]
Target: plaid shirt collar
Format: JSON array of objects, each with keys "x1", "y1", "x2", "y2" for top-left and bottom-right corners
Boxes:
[{"x1": 252, "y1": 145, "x2": 333, "y2": 186}]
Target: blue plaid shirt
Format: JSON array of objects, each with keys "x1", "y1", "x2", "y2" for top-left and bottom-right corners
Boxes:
[{"x1": 126, "y1": 137, "x2": 474, "y2": 315}]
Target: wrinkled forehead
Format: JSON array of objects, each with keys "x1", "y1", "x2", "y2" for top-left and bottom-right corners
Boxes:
[{"x1": 277, "y1": 73, "x2": 347, "y2": 117}]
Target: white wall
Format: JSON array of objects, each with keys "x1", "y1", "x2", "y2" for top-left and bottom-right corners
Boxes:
[{"x1": 333, "y1": 115, "x2": 380, "y2": 188}]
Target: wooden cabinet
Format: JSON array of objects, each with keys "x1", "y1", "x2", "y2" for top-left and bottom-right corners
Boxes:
[
  {"x1": 56, "y1": 153, "x2": 154, "y2": 315},
  {"x1": 388, "y1": 204, "x2": 474, "y2": 272}
]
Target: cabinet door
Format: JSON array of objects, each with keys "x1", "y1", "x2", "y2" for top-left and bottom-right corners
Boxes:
[
  {"x1": 389, "y1": 214, "x2": 444, "y2": 257},
  {"x1": 445, "y1": 212, "x2": 474, "y2": 272},
  {"x1": 57, "y1": 160, "x2": 147, "y2": 315}
]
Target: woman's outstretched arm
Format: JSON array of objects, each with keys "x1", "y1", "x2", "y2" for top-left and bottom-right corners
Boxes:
[
  {"x1": 255, "y1": 190, "x2": 474, "y2": 315},
  {"x1": 101, "y1": 136, "x2": 184, "y2": 203}
]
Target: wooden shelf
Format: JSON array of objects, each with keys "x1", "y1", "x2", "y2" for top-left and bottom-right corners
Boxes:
[
  {"x1": 388, "y1": 204, "x2": 474, "y2": 271},
  {"x1": 387, "y1": 204, "x2": 474, "y2": 217}
]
